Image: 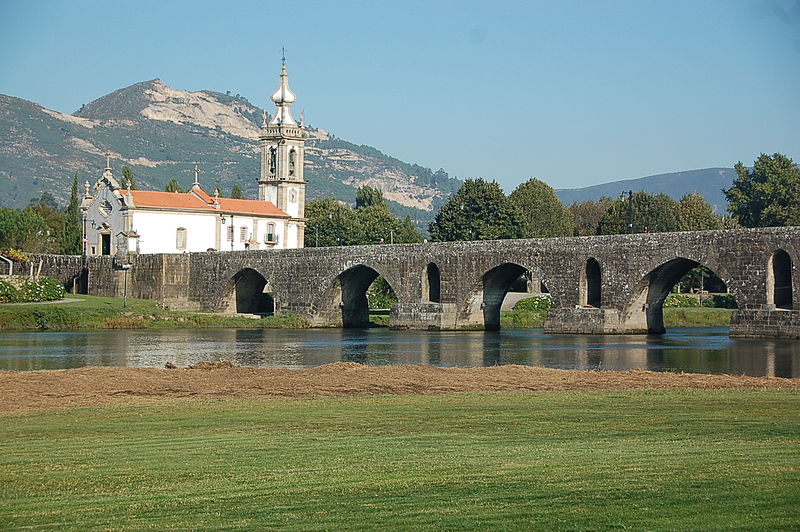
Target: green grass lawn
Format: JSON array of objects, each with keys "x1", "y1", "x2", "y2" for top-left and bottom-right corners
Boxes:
[
  {"x1": 0, "y1": 294, "x2": 306, "y2": 330},
  {"x1": 1, "y1": 389, "x2": 798, "y2": 530}
]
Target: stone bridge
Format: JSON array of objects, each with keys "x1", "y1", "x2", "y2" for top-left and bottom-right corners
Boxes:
[{"x1": 35, "y1": 227, "x2": 800, "y2": 338}]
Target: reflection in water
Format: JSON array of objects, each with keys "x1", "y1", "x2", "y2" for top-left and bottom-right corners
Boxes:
[{"x1": 0, "y1": 328, "x2": 798, "y2": 378}]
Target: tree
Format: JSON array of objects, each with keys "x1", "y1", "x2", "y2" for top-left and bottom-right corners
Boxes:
[
  {"x1": 164, "y1": 179, "x2": 184, "y2": 193},
  {"x1": 569, "y1": 197, "x2": 613, "y2": 236},
  {"x1": 355, "y1": 185, "x2": 385, "y2": 209},
  {"x1": 230, "y1": 184, "x2": 243, "y2": 199},
  {"x1": 724, "y1": 153, "x2": 800, "y2": 227},
  {"x1": 355, "y1": 205, "x2": 421, "y2": 244},
  {"x1": 597, "y1": 191, "x2": 678, "y2": 235},
  {"x1": 25, "y1": 192, "x2": 64, "y2": 253},
  {"x1": 305, "y1": 198, "x2": 361, "y2": 247},
  {"x1": 675, "y1": 192, "x2": 721, "y2": 231},
  {"x1": 0, "y1": 207, "x2": 49, "y2": 251},
  {"x1": 60, "y1": 173, "x2": 83, "y2": 255},
  {"x1": 429, "y1": 178, "x2": 522, "y2": 241},
  {"x1": 508, "y1": 178, "x2": 573, "y2": 238},
  {"x1": 121, "y1": 166, "x2": 137, "y2": 190}
]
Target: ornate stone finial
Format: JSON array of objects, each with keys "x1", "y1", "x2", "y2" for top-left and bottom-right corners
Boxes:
[
  {"x1": 84, "y1": 181, "x2": 91, "y2": 196},
  {"x1": 214, "y1": 186, "x2": 219, "y2": 198},
  {"x1": 299, "y1": 109, "x2": 305, "y2": 126},
  {"x1": 261, "y1": 110, "x2": 268, "y2": 127},
  {"x1": 281, "y1": 46, "x2": 286, "y2": 66},
  {"x1": 124, "y1": 178, "x2": 131, "y2": 190},
  {"x1": 193, "y1": 164, "x2": 201, "y2": 186},
  {"x1": 105, "y1": 153, "x2": 111, "y2": 171}
]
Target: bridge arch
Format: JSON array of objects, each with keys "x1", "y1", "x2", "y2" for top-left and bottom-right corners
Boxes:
[
  {"x1": 313, "y1": 263, "x2": 401, "y2": 328},
  {"x1": 462, "y1": 262, "x2": 549, "y2": 331},
  {"x1": 423, "y1": 262, "x2": 441, "y2": 303},
  {"x1": 624, "y1": 256, "x2": 739, "y2": 334},
  {"x1": 220, "y1": 267, "x2": 274, "y2": 314},
  {"x1": 580, "y1": 257, "x2": 602, "y2": 308},
  {"x1": 767, "y1": 249, "x2": 793, "y2": 309}
]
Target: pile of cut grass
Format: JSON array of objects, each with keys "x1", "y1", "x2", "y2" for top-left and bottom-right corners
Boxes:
[{"x1": 1, "y1": 389, "x2": 797, "y2": 529}]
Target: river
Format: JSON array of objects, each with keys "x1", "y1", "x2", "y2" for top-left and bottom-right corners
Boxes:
[{"x1": 0, "y1": 327, "x2": 798, "y2": 377}]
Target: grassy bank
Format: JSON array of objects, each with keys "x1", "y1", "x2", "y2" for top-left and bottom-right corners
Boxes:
[
  {"x1": 0, "y1": 295, "x2": 306, "y2": 331},
  {"x1": 1, "y1": 389, "x2": 798, "y2": 530}
]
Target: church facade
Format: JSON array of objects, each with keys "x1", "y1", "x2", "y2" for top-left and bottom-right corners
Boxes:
[{"x1": 81, "y1": 61, "x2": 307, "y2": 256}]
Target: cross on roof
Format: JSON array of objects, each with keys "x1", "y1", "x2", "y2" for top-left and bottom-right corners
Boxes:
[{"x1": 193, "y1": 164, "x2": 201, "y2": 185}]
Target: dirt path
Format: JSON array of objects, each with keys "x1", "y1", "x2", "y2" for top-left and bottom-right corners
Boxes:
[{"x1": 1, "y1": 362, "x2": 797, "y2": 414}]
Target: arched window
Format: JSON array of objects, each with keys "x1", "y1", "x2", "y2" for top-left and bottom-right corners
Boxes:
[
  {"x1": 269, "y1": 147, "x2": 276, "y2": 174},
  {"x1": 265, "y1": 223, "x2": 276, "y2": 243},
  {"x1": 175, "y1": 227, "x2": 187, "y2": 250},
  {"x1": 581, "y1": 258, "x2": 602, "y2": 307},
  {"x1": 289, "y1": 150, "x2": 296, "y2": 176},
  {"x1": 768, "y1": 249, "x2": 793, "y2": 309},
  {"x1": 426, "y1": 263, "x2": 441, "y2": 303}
]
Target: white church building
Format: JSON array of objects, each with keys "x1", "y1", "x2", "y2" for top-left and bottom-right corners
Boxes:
[{"x1": 81, "y1": 60, "x2": 307, "y2": 256}]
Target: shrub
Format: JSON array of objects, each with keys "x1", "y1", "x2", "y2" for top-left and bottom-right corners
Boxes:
[
  {"x1": 16, "y1": 277, "x2": 65, "y2": 303},
  {"x1": 513, "y1": 295, "x2": 555, "y2": 312},
  {"x1": 0, "y1": 280, "x2": 19, "y2": 303},
  {"x1": 705, "y1": 293, "x2": 738, "y2": 309},
  {"x1": 664, "y1": 294, "x2": 700, "y2": 308}
]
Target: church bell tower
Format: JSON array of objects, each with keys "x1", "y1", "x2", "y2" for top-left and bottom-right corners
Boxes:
[{"x1": 258, "y1": 55, "x2": 306, "y2": 246}]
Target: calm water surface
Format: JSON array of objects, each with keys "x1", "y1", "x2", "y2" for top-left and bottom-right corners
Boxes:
[{"x1": 1, "y1": 328, "x2": 798, "y2": 378}]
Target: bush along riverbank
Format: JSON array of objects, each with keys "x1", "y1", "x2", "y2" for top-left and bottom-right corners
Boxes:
[{"x1": 0, "y1": 295, "x2": 307, "y2": 331}]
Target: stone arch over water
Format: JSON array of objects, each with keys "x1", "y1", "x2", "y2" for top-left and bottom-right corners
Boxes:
[
  {"x1": 462, "y1": 262, "x2": 539, "y2": 331},
  {"x1": 624, "y1": 257, "x2": 739, "y2": 334},
  {"x1": 220, "y1": 267, "x2": 274, "y2": 314},
  {"x1": 313, "y1": 264, "x2": 400, "y2": 328}
]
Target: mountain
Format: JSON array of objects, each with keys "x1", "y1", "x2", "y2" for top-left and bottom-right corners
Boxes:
[
  {"x1": 0, "y1": 80, "x2": 462, "y2": 227},
  {"x1": 556, "y1": 168, "x2": 737, "y2": 213}
]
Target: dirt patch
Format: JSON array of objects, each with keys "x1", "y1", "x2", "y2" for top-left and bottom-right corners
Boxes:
[{"x1": 0, "y1": 363, "x2": 797, "y2": 414}]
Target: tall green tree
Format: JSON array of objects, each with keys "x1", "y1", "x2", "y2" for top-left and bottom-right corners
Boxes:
[
  {"x1": 724, "y1": 153, "x2": 800, "y2": 227},
  {"x1": 355, "y1": 185, "x2": 385, "y2": 209},
  {"x1": 0, "y1": 207, "x2": 49, "y2": 251},
  {"x1": 508, "y1": 178, "x2": 573, "y2": 238},
  {"x1": 569, "y1": 197, "x2": 613, "y2": 236},
  {"x1": 675, "y1": 192, "x2": 721, "y2": 231},
  {"x1": 25, "y1": 192, "x2": 64, "y2": 253},
  {"x1": 164, "y1": 179, "x2": 184, "y2": 193},
  {"x1": 230, "y1": 184, "x2": 243, "y2": 199},
  {"x1": 429, "y1": 178, "x2": 522, "y2": 241},
  {"x1": 598, "y1": 191, "x2": 678, "y2": 235},
  {"x1": 121, "y1": 166, "x2": 137, "y2": 190},
  {"x1": 60, "y1": 173, "x2": 83, "y2": 255},
  {"x1": 305, "y1": 198, "x2": 362, "y2": 247}
]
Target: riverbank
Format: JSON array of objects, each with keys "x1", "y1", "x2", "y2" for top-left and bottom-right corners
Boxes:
[
  {"x1": 0, "y1": 362, "x2": 796, "y2": 413},
  {"x1": 0, "y1": 295, "x2": 735, "y2": 330},
  {"x1": 1, "y1": 382, "x2": 797, "y2": 529},
  {"x1": 0, "y1": 294, "x2": 307, "y2": 330}
]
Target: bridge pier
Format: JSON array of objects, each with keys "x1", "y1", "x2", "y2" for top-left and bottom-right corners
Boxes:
[
  {"x1": 390, "y1": 302, "x2": 463, "y2": 330},
  {"x1": 730, "y1": 310, "x2": 800, "y2": 339},
  {"x1": 544, "y1": 308, "x2": 649, "y2": 335}
]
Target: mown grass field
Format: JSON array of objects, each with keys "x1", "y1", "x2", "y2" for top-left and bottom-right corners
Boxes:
[{"x1": 1, "y1": 389, "x2": 797, "y2": 530}]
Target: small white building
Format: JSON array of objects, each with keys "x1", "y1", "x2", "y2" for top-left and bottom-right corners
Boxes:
[{"x1": 81, "y1": 59, "x2": 307, "y2": 255}]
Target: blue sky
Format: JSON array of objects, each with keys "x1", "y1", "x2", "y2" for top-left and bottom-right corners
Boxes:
[{"x1": 1, "y1": 0, "x2": 798, "y2": 191}]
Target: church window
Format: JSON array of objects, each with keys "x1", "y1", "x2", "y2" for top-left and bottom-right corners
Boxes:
[
  {"x1": 269, "y1": 148, "x2": 276, "y2": 174},
  {"x1": 176, "y1": 227, "x2": 187, "y2": 250},
  {"x1": 240, "y1": 226, "x2": 248, "y2": 242},
  {"x1": 266, "y1": 223, "x2": 276, "y2": 243},
  {"x1": 99, "y1": 200, "x2": 113, "y2": 217},
  {"x1": 289, "y1": 150, "x2": 296, "y2": 176}
]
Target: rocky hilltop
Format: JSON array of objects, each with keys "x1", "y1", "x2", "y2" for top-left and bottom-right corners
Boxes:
[{"x1": 0, "y1": 80, "x2": 462, "y2": 224}]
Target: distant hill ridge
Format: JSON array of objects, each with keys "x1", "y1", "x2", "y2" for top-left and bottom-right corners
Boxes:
[
  {"x1": 556, "y1": 168, "x2": 737, "y2": 212},
  {"x1": 0, "y1": 79, "x2": 462, "y2": 227},
  {"x1": 2, "y1": 79, "x2": 737, "y2": 218}
]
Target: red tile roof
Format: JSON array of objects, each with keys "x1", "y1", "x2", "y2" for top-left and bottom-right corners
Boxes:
[{"x1": 119, "y1": 187, "x2": 289, "y2": 218}]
